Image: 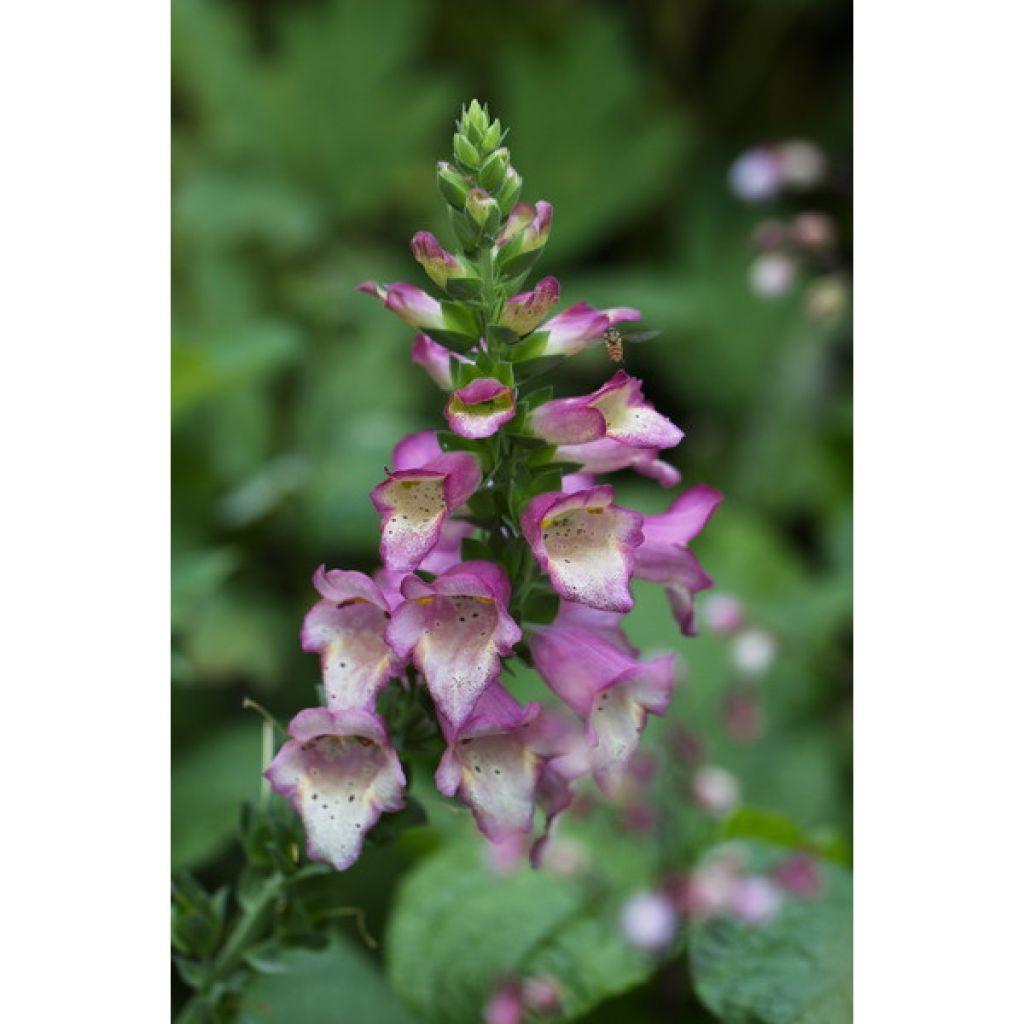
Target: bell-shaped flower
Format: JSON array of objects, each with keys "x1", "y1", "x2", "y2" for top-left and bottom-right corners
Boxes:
[
  {"x1": 264, "y1": 707, "x2": 405, "y2": 871},
  {"x1": 495, "y1": 201, "x2": 552, "y2": 252},
  {"x1": 356, "y1": 280, "x2": 446, "y2": 332},
  {"x1": 521, "y1": 485, "x2": 643, "y2": 612},
  {"x1": 386, "y1": 561, "x2": 522, "y2": 730},
  {"x1": 531, "y1": 371, "x2": 683, "y2": 449},
  {"x1": 556, "y1": 437, "x2": 681, "y2": 487},
  {"x1": 370, "y1": 432, "x2": 482, "y2": 571},
  {"x1": 633, "y1": 483, "x2": 723, "y2": 635},
  {"x1": 533, "y1": 303, "x2": 642, "y2": 358},
  {"x1": 411, "y1": 333, "x2": 469, "y2": 390},
  {"x1": 436, "y1": 682, "x2": 561, "y2": 844},
  {"x1": 409, "y1": 231, "x2": 476, "y2": 290},
  {"x1": 418, "y1": 517, "x2": 475, "y2": 575},
  {"x1": 301, "y1": 566, "x2": 405, "y2": 712},
  {"x1": 529, "y1": 610, "x2": 676, "y2": 794},
  {"x1": 444, "y1": 377, "x2": 516, "y2": 439},
  {"x1": 498, "y1": 276, "x2": 560, "y2": 336}
]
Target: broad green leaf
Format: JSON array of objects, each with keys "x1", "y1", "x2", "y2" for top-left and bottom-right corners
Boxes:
[
  {"x1": 386, "y1": 841, "x2": 655, "y2": 1023},
  {"x1": 689, "y1": 841, "x2": 852, "y2": 1024},
  {"x1": 241, "y1": 936, "x2": 420, "y2": 1024}
]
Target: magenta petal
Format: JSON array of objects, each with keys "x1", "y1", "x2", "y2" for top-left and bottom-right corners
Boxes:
[
  {"x1": 530, "y1": 398, "x2": 607, "y2": 445},
  {"x1": 302, "y1": 567, "x2": 403, "y2": 711},
  {"x1": 529, "y1": 625, "x2": 676, "y2": 795},
  {"x1": 498, "y1": 276, "x2": 561, "y2": 336},
  {"x1": 392, "y1": 430, "x2": 443, "y2": 470},
  {"x1": 444, "y1": 377, "x2": 517, "y2": 439},
  {"x1": 264, "y1": 707, "x2": 405, "y2": 871},
  {"x1": 411, "y1": 334, "x2": 455, "y2": 390},
  {"x1": 358, "y1": 280, "x2": 446, "y2": 330},
  {"x1": 556, "y1": 438, "x2": 681, "y2": 488},
  {"x1": 586, "y1": 372, "x2": 684, "y2": 449},
  {"x1": 386, "y1": 562, "x2": 522, "y2": 729},
  {"x1": 521, "y1": 486, "x2": 643, "y2": 612},
  {"x1": 418, "y1": 518, "x2": 475, "y2": 575}
]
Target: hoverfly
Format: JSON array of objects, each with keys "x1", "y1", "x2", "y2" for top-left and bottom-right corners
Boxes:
[{"x1": 601, "y1": 328, "x2": 661, "y2": 363}]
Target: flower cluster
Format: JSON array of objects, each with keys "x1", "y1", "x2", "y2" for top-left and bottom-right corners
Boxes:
[{"x1": 265, "y1": 101, "x2": 721, "y2": 870}]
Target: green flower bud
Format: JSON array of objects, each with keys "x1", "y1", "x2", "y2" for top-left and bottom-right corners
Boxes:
[
  {"x1": 466, "y1": 99, "x2": 489, "y2": 139},
  {"x1": 495, "y1": 166, "x2": 523, "y2": 216},
  {"x1": 465, "y1": 188, "x2": 501, "y2": 236},
  {"x1": 481, "y1": 118, "x2": 502, "y2": 153},
  {"x1": 437, "y1": 161, "x2": 471, "y2": 211},
  {"x1": 453, "y1": 132, "x2": 480, "y2": 170},
  {"x1": 478, "y1": 147, "x2": 510, "y2": 192}
]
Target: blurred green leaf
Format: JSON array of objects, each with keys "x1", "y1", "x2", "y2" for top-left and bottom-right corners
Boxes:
[
  {"x1": 387, "y1": 842, "x2": 654, "y2": 1023},
  {"x1": 172, "y1": 723, "x2": 262, "y2": 870},
  {"x1": 240, "y1": 936, "x2": 420, "y2": 1024},
  {"x1": 689, "y1": 841, "x2": 852, "y2": 1024}
]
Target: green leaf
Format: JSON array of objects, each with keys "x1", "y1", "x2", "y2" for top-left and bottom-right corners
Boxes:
[
  {"x1": 241, "y1": 936, "x2": 420, "y2": 1024},
  {"x1": 172, "y1": 724, "x2": 263, "y2": 870},
  {"x1": 445, "y1": 276, "x2": 483, "y2": 301},
  {"x1": 689, "y1": 841, "x2": 852, "y2": 1024},
  {"x1": 386, "y1": 842, "x2": 654, "y2": 1023}
]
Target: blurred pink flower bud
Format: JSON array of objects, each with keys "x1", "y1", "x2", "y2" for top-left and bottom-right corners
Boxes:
[
  {"x1": 668, "y1": 723, "x2": 704, "y2": 765},
  {"x1": 728, "y1": 147, "x2": 783, "y2": 202},
  {"x1": 753, "y1": 219, "x2": 789, "y2": 251},
  {"x1": 523, "y1": 976, "x2": 562, "y2": 1016},
  {"x1": 778, "y1": 139, "x2": 827, "y2": 190},
  {"x1": 692, "y1": 764, "x2": 741, "y2": 817},
  {"x1": 731, "y1": 628, "x2": 778, "y2": 677},
  {"x1": 704, "y1": 593, "x2": 745, "y2": 634},
  {"x1": 749, "y1": 252, "x2": 796, "y2": 298},
  {"x1": 724, "y1": 688, "x2": 763, "y2": 743},
  {"x1": 622, "y1": 802, "x2": 657, "y2": 833},
  {"x1": 774, "y1": 853, "x2": 822, "y2": 898},
  {"x1": 486, "y1": 832, "x2": 529, "y2": 875},
  {"x1": 619, "y1": 891, "x2": 678, "y2": 951},
  {"x1": 683, "y1": 852, "x2": 745, "y2": 919},
  {"x1": 729, "y1": 875, "x2": 783, "y2": 924},
  {"x1": 790, "y1": 211, "x2": 836, "y2": 250},
  {"x1": 629, "y1": 752, "x2": 659, "y2": 783},
  {"x1": 484, "y1": 983, "x2": 524, "y2": 1024}
]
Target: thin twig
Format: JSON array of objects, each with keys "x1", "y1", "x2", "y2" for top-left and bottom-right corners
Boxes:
[{"x1": 241, "y1": 697, "x2": 288, "y2": 737}]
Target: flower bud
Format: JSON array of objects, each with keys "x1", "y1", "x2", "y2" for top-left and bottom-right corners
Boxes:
[
  {"x1": 436, "y1": 161, "x2": 471, "y2": 211},
  {"x1": 453, "y1": 132, "x2": 480, "y2": 170},
  {"x1": 484, "y1": 983, "x2": 524, "y2": 1024},
  {"x1": 481, "y1": 118, "x2": 503, "y2": 153},
  {"x1": 465, "y1": 188, "x2": 501, "y2": 235},
  {"x1": 479, "y1": 147, "x2": 510, "y2": 192},
  {"x1": 409, "y1": 231, "x2": 473, "y2": 289},
  {"x1": 498, "y1": 275, "x2": 560, "y2": 335},
  {"x1": 464, "y1": 98, "x2": 489, "y2": 141},
  {"x1": 496, "y1": 166, "x2": 523, "y2": 215}
]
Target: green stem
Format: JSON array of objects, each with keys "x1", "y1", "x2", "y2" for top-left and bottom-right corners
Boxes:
[{"x1": 209, "y1": 873, "x2": 286, "y2": 982}]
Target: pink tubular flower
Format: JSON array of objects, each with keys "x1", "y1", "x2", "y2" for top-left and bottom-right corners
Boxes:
[
  {"x1": 370, "y1": 432, "x2": 482, "y2": 571},
  {"x1": 633, "y1": 483, "x2": 723, "y2": 635},
  {"x1": 495, "y1": 200, "x2": 552, "y2": 253},
  {"x1": 409, "y1": 231, "x2": 475, "y2": 289},
  {"x1": 301, "y1": 566, "x2": 405, "y2": 712},
  {"x1": 264, "y1": 707, "x2": 405, "y2": 871},
  {"x1": 531, "y1": 371, "x2": 683, "y2": 449},
  {"x1": 411, "y1": 333, "x2": 469, "y2": 390},
  {"x1": 385, "y1": 562, "x2": 522, "y2": 730},
  {"x1": 444, "y1": 377, "x2": 516, "y2": 439},
  {"x1": 498, "y1": 276, "x2": 560, "y2": 335},
  {"x1": 521, "y1": 485, "x2": 643, "y2": 612},
  {"x1": 356, "y1": 280, "x2": 446, "y2": 331},
  {"x1": 556, "y1": 437, "x2": 681, "y2": 487},
  {"x1": 529, "y1": 608, "x2": 676, "y2": 794},
  {"x1": 534, "y1": 302, "x2": 642, "y2": 358},
  {"x1": 418, "y1": 517, "x2": 475, "y2": 575},
  {"x1": 436, "y1": 682, "x2": 565, "y2": 844}
]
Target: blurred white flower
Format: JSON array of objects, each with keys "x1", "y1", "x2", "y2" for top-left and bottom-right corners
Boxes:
[
  {"x1": 728, "y1": 147, "x2": 783, "y2": 202},
  {"x1": 790, "y1": 211, "x2": 836, "y2": 249},
  {"x1": 729, "y1": 875, "x2": 783, "y2": 924},
  {"x1": 778, "y1": 139, "x2": 827, "y2": 189},
  {"x1": 731, "y1": 628, "x2": 778, "y2": 677},
  {"x1": 692, "y1": 764, "x2": 741, "y2": 817},
  {"x1": 619, "y1": 891, "x2": 678, "y2": 951},
  {"x1": 749, "y1": 253, "x2": 796, "y2": 298}
]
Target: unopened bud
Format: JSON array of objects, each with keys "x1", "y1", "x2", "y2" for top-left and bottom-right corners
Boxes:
[
  {"x1": 465, "y1": 98, "x2": 489, "y2": 140},
  {"x1": 437, "y1": 161, "x2": 470, "y2": 210},
  {"x1": 479, "y1": 147, "x2": 510, "y2": 192},
  {"x1": 484, "y1": 983, "x2": 524, "y2": 1024},
  {"x1": 453, "y1": 132, "x2": 480, "y2": 170},
  {"x1": 465, "y1": 188, "x2": 501, "y2": 235},
  {"x1": 496, "y1": 166, "x2": 523, "y2": 215},
  {"x1": 481, "y1": 118, "x2": 502, "y2": 153}
]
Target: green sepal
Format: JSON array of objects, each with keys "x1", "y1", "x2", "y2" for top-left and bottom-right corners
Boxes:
[
  {"x1": 487, "y1": 325, "x2": 522, "y2": 350},
  {"x1": 516, "y1": 384, "x2": 554, "y2": 410},
  {"x1": 497, "y1": 247, "x2": 542, "y2": 279},
  {"x1": 496, "y1": 169, "x2": 523, "y2": 215},
  {"x1": 419, "y1": 328, "x2": 477, "y2": 353},
  {"x1": 440, "y1": 300, "x2": 481, "y2": 337},
  {"x1": 508, "y1": 334, "x2": 551, "y2": 363},
  {"x1": 453, "y1": 133, "x2": 480, "y2": 169},
  {"x1": 444, "y1": 276, "x2": 483, "y2": 301},
  {"x1": 450, "y1": 209, "x2": 483, "y2": 253},
  {"x1": 521, "y1": 588, "x2": 559, "y2": 625},
  {"x1": 478, "y1": 148, "x2": 509, "y2": 191}
]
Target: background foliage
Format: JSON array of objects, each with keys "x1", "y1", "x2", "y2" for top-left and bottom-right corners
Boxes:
[{"x1": 172, "y1": 0, "x2": 851, "y2": 1019}]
